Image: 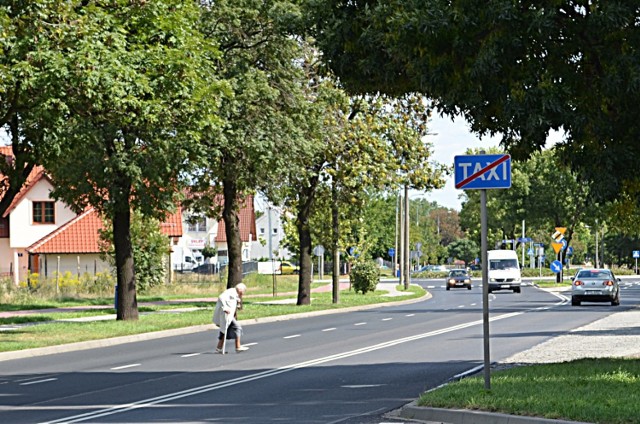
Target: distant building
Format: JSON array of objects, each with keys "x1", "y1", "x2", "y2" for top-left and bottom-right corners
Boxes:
[{"x1": 252, "y1": 206, "x2": 293, "y2": 260}]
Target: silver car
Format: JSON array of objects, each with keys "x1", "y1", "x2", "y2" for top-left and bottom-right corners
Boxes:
[{"x1": 571, "y1": 268, "x2": 620, "y2": 306}]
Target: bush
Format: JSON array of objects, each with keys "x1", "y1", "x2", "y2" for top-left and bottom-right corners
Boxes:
[{"x1": 350, "y1": 261, "x2": 380, "y2": 294}]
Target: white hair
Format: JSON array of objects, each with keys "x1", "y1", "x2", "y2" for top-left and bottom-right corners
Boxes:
[{"x1": 235, "y1": 283, "x2": 247, "y2": 293}]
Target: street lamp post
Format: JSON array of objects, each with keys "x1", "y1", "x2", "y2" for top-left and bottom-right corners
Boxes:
[{"x1": 595, "y1": 218, "x2": 599, "y2": 268}]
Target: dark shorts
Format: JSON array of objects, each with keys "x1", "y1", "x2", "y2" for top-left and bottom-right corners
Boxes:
[{"x1": 218, "y1": 320, "x2": 242, "y2": 340}]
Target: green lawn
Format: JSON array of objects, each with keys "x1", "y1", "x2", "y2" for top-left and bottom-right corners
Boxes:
[{"x1": 419, "y1": 358, "x2": 640, "y2": 424}]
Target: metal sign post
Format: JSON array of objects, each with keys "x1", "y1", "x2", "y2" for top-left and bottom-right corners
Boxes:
[
  {"x1": 480, "y1": 189, "x2": 490, "y2": 390},
  {"x1": 455, "y1": 153, "x2": 511, "y2": 391}
]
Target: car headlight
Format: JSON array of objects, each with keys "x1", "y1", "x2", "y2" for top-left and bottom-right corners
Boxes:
[{"x1": 490, "y1": 278, "x2": 496, "y2": 282}]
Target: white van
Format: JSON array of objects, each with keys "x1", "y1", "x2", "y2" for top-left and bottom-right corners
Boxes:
[{"x1": 487, "y1": 249, "x2": 522, "y2": 293}]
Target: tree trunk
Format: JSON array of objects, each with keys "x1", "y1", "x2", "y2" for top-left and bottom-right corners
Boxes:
[
  {"x1": 296, "y1": 206, "x2": 313, "y2": 305},
  {"x1": 331, "y1": 182, "x2": 340, "y2": 304},
  {"x1": 113, "y1": 198, "x2": 138, "y2": 321},
  {"x1": 223, "y1": 177, "x2": 243, "y2": 289}
]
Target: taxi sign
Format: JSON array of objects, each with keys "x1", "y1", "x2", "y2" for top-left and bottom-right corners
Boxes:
[{"x1": 454, "y1": 154, "x2": 511, "y2": 190}]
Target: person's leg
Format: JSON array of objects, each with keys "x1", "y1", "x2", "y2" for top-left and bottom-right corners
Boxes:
[{"x1": 216, "y1": 332, "x2": 224, "y2": 351}]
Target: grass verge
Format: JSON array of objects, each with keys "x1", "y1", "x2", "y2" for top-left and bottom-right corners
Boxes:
[
  {"x1": 0, "y1": 284, "x2": 424, "y2": 352},
  {"x1": 418, "y1": 358, "x2": 640, "y2": 424}
]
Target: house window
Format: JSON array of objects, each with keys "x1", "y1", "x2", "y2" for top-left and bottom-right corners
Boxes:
[
  {"x1": 33, "y1": 201, "x2": 55, "y2": 224},
  {"x1": 187, "y1": 216, "x2": 207, "y2": 232},
  {"x1": 273, "y1": 228, "x2": 278, "y2": 234},
  {"x1": 260, "y1": 227, "x2": 265, "y2": 235}
]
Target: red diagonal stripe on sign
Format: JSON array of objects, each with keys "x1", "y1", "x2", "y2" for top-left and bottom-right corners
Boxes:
[{"x1": 455, "y1": 155, "x2": 510, "y2": 189}]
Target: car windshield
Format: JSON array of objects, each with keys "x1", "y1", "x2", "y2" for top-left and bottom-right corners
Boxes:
[
  {"x1": 489, "y1": 259, "x2": 518, "y2": 270},
  {"x1": 577, "y1": 270, "x2": 612, "y2": 279},
  {"x1": 449, "y1": 270, "x2": 467, "y2": 277}
]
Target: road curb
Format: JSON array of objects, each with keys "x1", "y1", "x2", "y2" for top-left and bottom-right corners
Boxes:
[
  {"x1": 0, "y1": 286, "x2": 430, "y2": 362},
  {"x1": 398, "y1": 401, "x2": 591, "y2": 424}
]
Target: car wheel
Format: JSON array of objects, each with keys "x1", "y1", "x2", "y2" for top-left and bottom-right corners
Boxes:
[
  {"x1": 612, "y1": 292, "x2": 620, "y2": 306},
  {"x1": 467, "y1": 285, "x2": 472, "y2": 290},
  {"x1": 514, "y1": 287, "x2": 521, "y2": 293},
  {"x1": 446, "y1": 285, "x2": 450, "y2": 291},
  {"x1": 571, "y1": 297, "x2": 580, "y2": 306}
]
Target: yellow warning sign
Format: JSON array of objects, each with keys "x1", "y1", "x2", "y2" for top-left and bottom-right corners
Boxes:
[
  {"x1": 551, "y1": 242, "x2": 563, "y2": 254},
  {"x1": 555, "y1": 227, "x2": 567, "y2": 234}
]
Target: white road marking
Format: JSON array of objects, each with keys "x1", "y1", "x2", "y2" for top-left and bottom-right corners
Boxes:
[
  {"x1": 354, "y1": 322, "x2": 367, "y2": 326},
  {"x1": 341, "y1": 384, "x2": 384, "y2": 388},
  {"x1": 283, "y1": 334, "x2": 301, "y2": 339},
  {"x1": 20, "y1": 378, "x2": 57, "y2": 386},
  {"x1": 181, "y1": 353, "x2": 201, "y2": 358},
  {"x1": 244, "y1": 342, "x2": 258, "y2": 347},
  {"x1": 322, "y1": 328, "x2": 336, "y2": 332},
  {"x1": 381, "y1": 318, "x2": 393, "y2": 321},
  {"x1": 405, "y1": 314, "x2": 415, "y2": 317},
  {"x1": 110, "y1": 364, "x2": 140, "y2": 370}
]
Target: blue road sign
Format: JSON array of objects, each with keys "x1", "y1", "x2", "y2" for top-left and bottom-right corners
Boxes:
[
  {"x1": 567, "y1": 246, "x2": 574, "y2": 256},
  {"x1": 633, "y1": 250, "x2": 640, "y2": 259},
  {"x1": 454, "y1": 154, "x2": 512, "y2": 190},
  {"x1": 527, "y1": 248, "x2": 534, "y2": 255},
  {"x1": 550, "y1": 260, "x2": 562, "y2": 273},
  {"x1": 517, "y1": 237, "x2": 532, "y2": 243},
  {"x1": 388, "y1": 247, "x2": 395, "y2": 257}
]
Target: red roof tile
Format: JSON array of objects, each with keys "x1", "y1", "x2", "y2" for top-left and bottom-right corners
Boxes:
[
  {"x1": 216, "y1": 195, "x2": 257, "y2": 242},
  {"x1": 27, "y1": 208, "x2": 184, "y2": 254}
]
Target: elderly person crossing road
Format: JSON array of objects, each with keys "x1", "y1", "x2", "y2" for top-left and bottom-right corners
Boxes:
[{"x1": 213, "y1": 283, "x2": 248, "y2": 354}]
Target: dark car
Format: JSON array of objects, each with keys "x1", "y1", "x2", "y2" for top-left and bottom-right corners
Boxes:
[
  {"x1": 445, "y1": 269, "x2": 472, "y2": 290},
  {"x1": 571, "y1": 268, "x2": 620, "y2": 306}
]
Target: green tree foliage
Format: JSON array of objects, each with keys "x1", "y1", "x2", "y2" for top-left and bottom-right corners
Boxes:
[
  {"x1": 308, "y1": 1, "x2": 640, "y2": 204},
  {"x1": 0, "y1": 1, "x2": 71, "y2": 216},
  {"x1": 99, "y1": 211, "x2": 169, "y2": 293},
  {"x1": 33, "y1": 2, "x2": 221, "y2": 320},
  {"x1": 447, "y1": 238, "x2": 479, "y2": 267},
  {"x1": 194, "y1": 0, "x2": 306, "y2": 289}
]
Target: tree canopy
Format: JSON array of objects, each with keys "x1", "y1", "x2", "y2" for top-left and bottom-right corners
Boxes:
[{"x1": 308, "y1": 1, "x2": 640, "y2": 203}]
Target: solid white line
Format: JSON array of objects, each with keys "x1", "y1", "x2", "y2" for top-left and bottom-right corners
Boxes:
[
  {"x1": 41, "y1": 303, "x2": 564, "y2": 424},
  {"x1": 110, "y1": 364, "x2": 140, "y2": 370},
  {"x1": 283, "y1": 334, "x2": 300, "y2": 339},
  {"x1": 322, "y1": 328, "x2": 336, "y2": 332},
  {"x1": 20, "y1": 378, "x2": 57, "y2": 386}
]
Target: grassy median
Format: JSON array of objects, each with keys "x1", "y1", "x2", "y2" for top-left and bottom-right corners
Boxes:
[
  {"x1": 0, "y1": 277, "x2": 423, "y2": 352},
  {"x1": 418, "y1": 358, "x2": 640, "y2": 424}
]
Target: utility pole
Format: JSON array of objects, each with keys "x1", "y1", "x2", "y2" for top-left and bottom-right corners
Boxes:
[{"x1": 403, "y1": 184, "x2": 410, "y2": 290}]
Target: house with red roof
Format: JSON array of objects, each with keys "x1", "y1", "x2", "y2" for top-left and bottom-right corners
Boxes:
[{"x1": 0, "y1": 146, "x2": 257, "y2": 284}]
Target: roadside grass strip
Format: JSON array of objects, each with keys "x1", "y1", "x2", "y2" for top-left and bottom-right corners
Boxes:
[{"x1": 418, "y1": 358, "x2": 640, "y2": 424}]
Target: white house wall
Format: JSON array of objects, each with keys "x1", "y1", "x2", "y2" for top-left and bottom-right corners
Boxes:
[{"x1": 9, "y1": 178, "x2": 76, "y2": 249}]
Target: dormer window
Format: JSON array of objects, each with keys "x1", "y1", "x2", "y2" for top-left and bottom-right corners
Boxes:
[{"x1": 33, "y1": 201, "x2": 55, "y2": 224}]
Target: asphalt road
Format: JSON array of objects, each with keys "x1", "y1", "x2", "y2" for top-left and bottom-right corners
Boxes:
[{"x1": 1, "y1": 278, "x2": 638, "y2": 424}]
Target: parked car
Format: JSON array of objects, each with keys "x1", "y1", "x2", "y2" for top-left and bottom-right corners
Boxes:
[
  {"x1": 279, "y1": 261, "x2": 299, "y2": 275},
  {"x1": 445, "y1": 269, "x2": 472, "y2": 290},
  {"x1": 571, "y1": 268, "x2": 620, "y2": 306}
]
